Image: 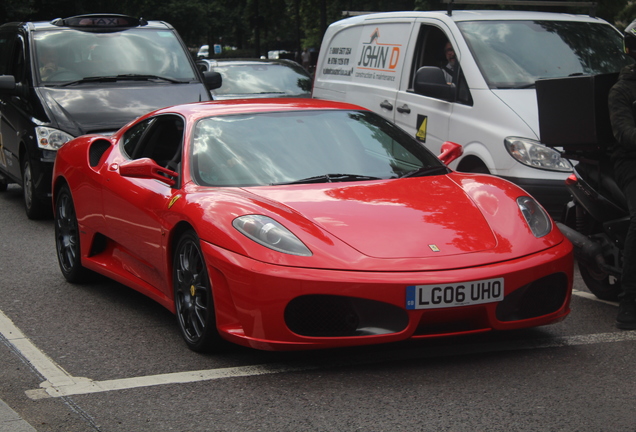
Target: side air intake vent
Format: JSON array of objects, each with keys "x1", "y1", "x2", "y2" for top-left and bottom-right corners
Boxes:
[{"x1": 89, "y1": 140, "x2": 112, "y2": 167}]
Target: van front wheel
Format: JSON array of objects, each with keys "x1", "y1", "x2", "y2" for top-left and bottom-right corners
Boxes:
[{"x1": 457, "y1": 157, "x2": 490, "y2": 174}]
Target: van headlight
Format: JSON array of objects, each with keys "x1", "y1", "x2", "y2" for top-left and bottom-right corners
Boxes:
[
  {"x1": 517, "y1": 196, "x2": 551, "y2": 238},
  {"x1": 504, "y1": 137, "x2": 572, "y2": 172},
  {"x1": 35, "y1": 127, "x2": 74, "y2": 150}
]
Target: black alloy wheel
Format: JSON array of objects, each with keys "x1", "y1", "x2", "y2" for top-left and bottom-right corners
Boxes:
[
  {"x1": 55, "y1": 185, "x2": 91, "y2": 283},
  {"x1": 173, "y1": 230, "x2": 222, "y2": 353}
]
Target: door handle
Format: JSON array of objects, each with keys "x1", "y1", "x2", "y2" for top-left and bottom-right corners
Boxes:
[
  {"x1": 380, "y1": 100, "x2": 393, "y2": 111},
  {"x1": 397, "y1": 104, "x2": 411, "y2": 114}
]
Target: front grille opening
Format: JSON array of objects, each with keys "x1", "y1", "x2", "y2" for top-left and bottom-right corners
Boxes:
[
  {"x1": 414, "y1": 306, "x2": 489, "y2": 336},
  {"x1": 496, "y1": 272, "x2": 569, "y2": 322},
  {"x1": 284, "y1": 295, "x2": 409, "y2": 337}
]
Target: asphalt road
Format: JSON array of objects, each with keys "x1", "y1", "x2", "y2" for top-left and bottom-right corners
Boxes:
[{"x1": 1, "y1": 183, "x2": 635, "y2": 432}]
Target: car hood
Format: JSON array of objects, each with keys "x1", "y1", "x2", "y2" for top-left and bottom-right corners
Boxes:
[
  {"x1": 244, "y1": 176, "x2": 498, "y2": 259},
  {"x1": 213, "y1": 93, "x2": 311, "y2": 100},
  {"x1": 36, "y1": 83, "x2": 210, "y2": 136},
  {"x1": 490, "y1": 89, "x2": 539, "y2": 139}
]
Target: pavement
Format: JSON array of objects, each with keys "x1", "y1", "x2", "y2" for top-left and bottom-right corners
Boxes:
[{"x1": 0, "y1": 399, "x2": 37, "y2": 432}]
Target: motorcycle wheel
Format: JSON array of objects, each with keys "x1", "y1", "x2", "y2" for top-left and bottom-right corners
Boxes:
[{"x1": 578, "y1": 261, "x2": 621, "y2": 302}]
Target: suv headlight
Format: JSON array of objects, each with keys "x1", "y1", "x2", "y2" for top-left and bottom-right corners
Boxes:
[
  {"x1": 35, "y1": 127, "x2": 74, "y2": 150},
  {"x1": 517, "y1": 196, "x2": 551, "y2": 238},
  {"x1": 504, "y1": 137, "x2": 572, "y2": 172}
]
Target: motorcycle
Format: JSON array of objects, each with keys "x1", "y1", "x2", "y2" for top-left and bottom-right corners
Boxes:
[
  {"x1": 536, "y1": 73, "x2": 627, "y2": 302},
  {"x1": 556, "y1": 154, "x2": 628, "y2": 302}
]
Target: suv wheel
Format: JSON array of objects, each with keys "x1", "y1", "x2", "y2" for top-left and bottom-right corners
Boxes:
[{"x1": 22, "y1": 158, "x2": 51, "y2": 219}]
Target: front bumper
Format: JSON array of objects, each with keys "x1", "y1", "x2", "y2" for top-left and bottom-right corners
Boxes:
[{"x1": 200, "y1": 240, "x2": 573, "y2": 351}]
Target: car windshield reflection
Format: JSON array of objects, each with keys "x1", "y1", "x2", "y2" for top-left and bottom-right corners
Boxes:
[
  {"x1": 35, "y1": 28, "x2": 198, "y2": 84},
  {"x1": 191, "y1": 110, "x2": 446, "y2": 187},
  {"x1": 458, "y1": 20, "x2": 633, "y2": 89}
]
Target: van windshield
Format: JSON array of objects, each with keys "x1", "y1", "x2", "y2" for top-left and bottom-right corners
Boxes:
[
  {"x1": 34, "y1": 28, "x2": 198, "y2": 84},
  {"x1": 457, "y1": 20, "x2": 633, "y2": 89}
]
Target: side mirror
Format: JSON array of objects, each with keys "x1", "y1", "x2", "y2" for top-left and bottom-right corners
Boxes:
[
  {"x1": 413, "y1": 67, "x2": 456, "y2": 102},
  {"x1": 0, "y1": 75, "x2": 16, "y2": 91},
  {"x1": 203, "y1": 71, "x2": 222, "y2": 91},
  {"x1": 438, "y1": 141, "x2": 463, "y2": 165},
  {"x1": 119, "y1": 158, "x2": 177, "y2": 187}
]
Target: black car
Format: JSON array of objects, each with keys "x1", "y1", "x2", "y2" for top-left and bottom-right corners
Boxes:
[
  {"x1": 196, "y1": 58, "x2": 311, "y2": 100},
  {"x1": 0, "y1": 14, "x2": 221, "y2": 219}
]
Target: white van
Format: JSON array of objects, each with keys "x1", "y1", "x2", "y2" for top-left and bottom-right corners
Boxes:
[{"x1": 312, "y1": 9, "x2": 633, "y2": 218}]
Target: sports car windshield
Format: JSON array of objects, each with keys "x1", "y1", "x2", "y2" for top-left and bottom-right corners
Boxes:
[
  {"x1": 457, "y1": 20, "x2": 633, "y2": 88},
  {"x1": 34, "y1": 28, "x2": 198, "y2": 83},
  {"x1": 192, "y1": 110, "x2": 446, "y2": 186}
]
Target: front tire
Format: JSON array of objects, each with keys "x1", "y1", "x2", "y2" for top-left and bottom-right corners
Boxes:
[
  {"x1": 23, "y1": 158, "x2": 51, "y2": 219},
  {"x1": 173, "y1": 230, "x2": 223, "y2": 353},
  {"x1": 578, "y1": 261, "x2": 621, "y2": 302},
  {"x1": 55, "y1": 185, "x2": 91, "y2": 283}
]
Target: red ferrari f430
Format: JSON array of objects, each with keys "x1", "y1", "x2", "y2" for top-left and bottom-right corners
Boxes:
[{"x1": 52, "y1": 99, "x2": 573, "y2": 352}]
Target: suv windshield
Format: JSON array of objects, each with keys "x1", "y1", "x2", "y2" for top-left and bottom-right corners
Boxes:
[
  {"x1": 34, "y1": 28, "x2": 198, "y2": 84},
  {"x1": 458, "y1": 20, "x2": 633, "y2": 88}
]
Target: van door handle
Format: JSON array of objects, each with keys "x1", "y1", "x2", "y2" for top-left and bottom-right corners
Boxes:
[
  {"x1": 397, "y1": 104, "x2": 411, "y2": 114},
  {"x1": 380, "y1": 100, "x2": 393, "y2": 111}
]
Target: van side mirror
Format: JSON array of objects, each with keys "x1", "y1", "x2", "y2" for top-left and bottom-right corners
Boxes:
[
  {"x1": 203, "y1": 71, "x2": 222, "y2": 91},
  {"x1": 413, "y1": 67, "x2": 456, "y2": 102},
  {"x1": 119, "y1": 158, "x2": 177, "y2": 187},
  {"x1": 438, "y1": 141, "x2": 463, "y2": 165}
]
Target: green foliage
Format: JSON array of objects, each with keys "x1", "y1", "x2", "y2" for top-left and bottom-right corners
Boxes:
[{"x1": 0, "y1": 0, "x2": 630, "y2": 58}]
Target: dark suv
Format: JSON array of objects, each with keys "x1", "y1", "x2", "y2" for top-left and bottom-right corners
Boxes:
[{"x1": 0, "y1": 14, "x2": 221, "y2": 218}]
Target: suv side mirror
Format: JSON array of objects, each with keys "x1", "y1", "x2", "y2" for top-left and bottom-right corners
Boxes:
[
  {"x1": 0, "y1": 75, "x2": 16, "y2": 91},
  {"x1": 203, "y1": 71, "x2": 222, "y2": 91},
  {"x1": 413, "y1": 67, "x2": 456, "y2": 102},
  {"x1": 0, "y1": 75, "x2": 28, "y2": 98}
]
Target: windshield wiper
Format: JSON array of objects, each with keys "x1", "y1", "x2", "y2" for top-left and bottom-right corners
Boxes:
[
  {"x1": 113, "y1": 74, "x2": 187, "y2": 83},
  {"x1": 400, "y1": 166, "x2": 449, "y2": 178},
  {"x1": 58, "y1": 74, "x2": 187, "y2": 87},
  {"x1": 271, "y1": 173, "x2": 382, "y2": 185}
]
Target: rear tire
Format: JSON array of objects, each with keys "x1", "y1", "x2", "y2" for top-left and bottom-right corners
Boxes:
[{"x1": 578, "y1": 261, "x2": 621, "y2": 302}]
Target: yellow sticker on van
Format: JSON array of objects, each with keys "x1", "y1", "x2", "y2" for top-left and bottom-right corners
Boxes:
[{"x1": 416, "y1": 115, "x2": 427, "y2": 142}]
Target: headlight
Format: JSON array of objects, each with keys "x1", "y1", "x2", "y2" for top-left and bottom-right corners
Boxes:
[
  {"x1": 504, "y1": 137, "x2": 572, "y2": 172},
  {"x1": 517, "y1": 196, "x2": 551, "y2": 238},
  {"x1": 233, "y1": 215, "x2": 312, "y2": 256},
  {"x1": 35, "y1": 127, "x2": 74, "y2": 150}
]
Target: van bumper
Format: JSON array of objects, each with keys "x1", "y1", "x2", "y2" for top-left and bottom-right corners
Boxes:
[{"x1": 499, "y1": 176, "x2": 570, "y2": 221}]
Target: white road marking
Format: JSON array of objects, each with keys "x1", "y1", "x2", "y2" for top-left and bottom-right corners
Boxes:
[
  {"x1": 0, "y1": 293, "x2": 630, "y2": 400},
  {"x1": 572, "y1": 289, "x2": 619, "y2": 306}
]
